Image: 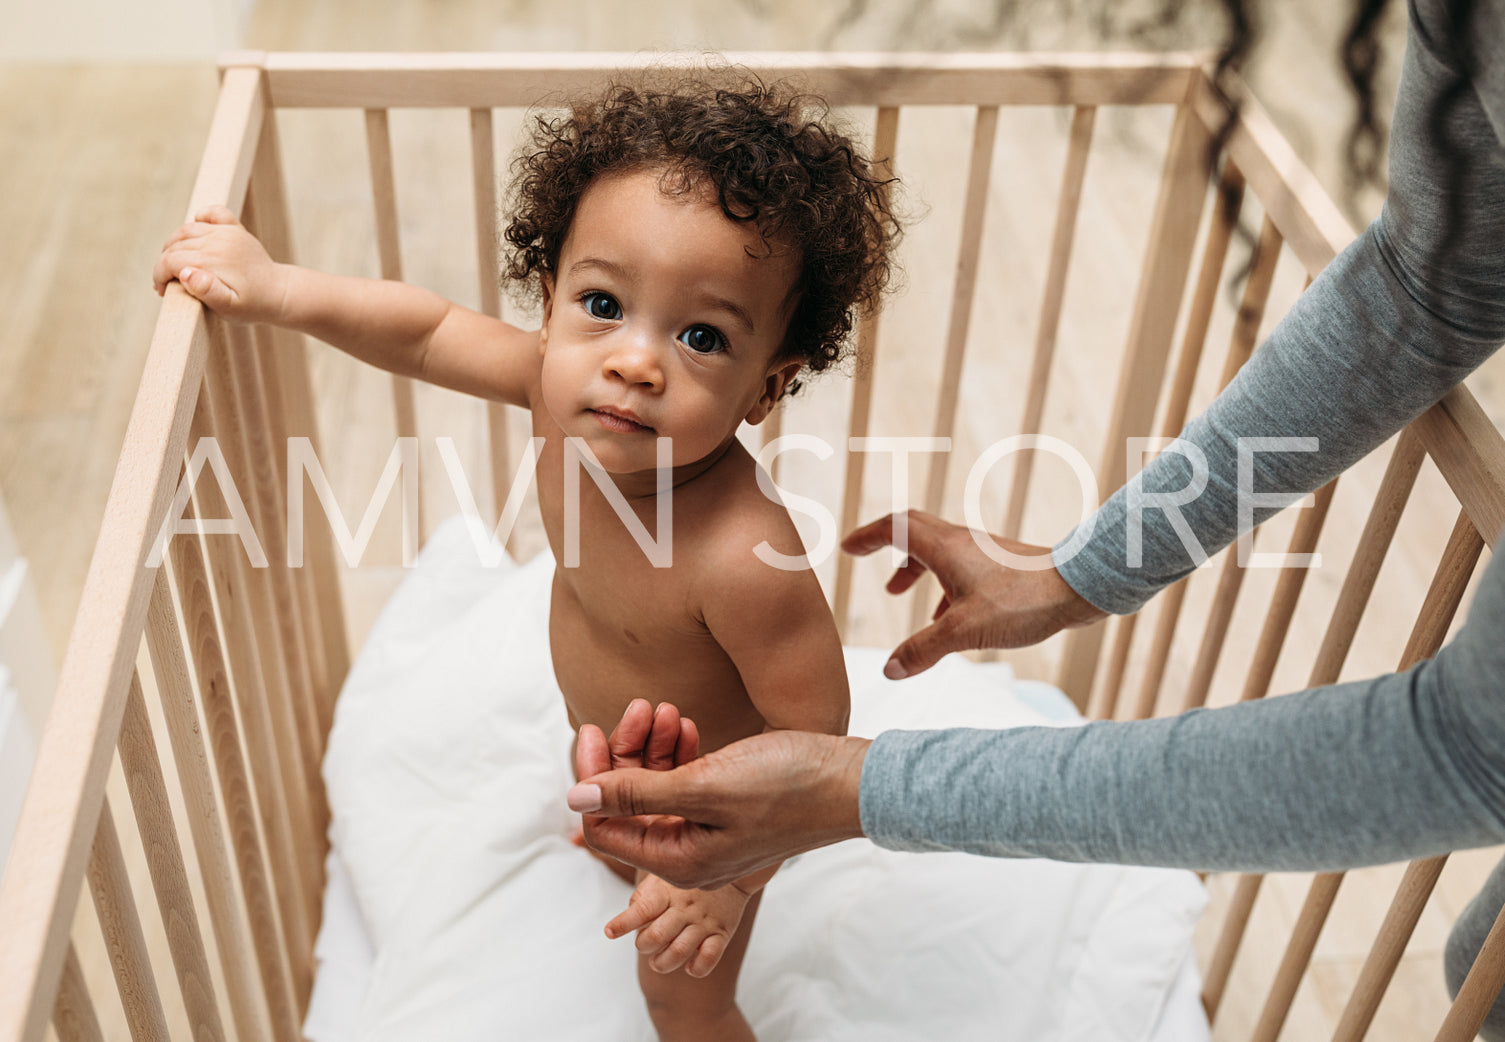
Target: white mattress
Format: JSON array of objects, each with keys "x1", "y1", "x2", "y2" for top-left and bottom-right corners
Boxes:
[{"x1": 308, "y1": 517, "x2": 1210, "y2": 1041}]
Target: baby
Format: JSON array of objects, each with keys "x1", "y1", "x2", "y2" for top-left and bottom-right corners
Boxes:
[{"x1": 154, "y1": 73, "x2": 899, "y2": 1041}]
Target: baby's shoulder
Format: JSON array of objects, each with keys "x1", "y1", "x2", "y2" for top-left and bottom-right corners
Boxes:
[{"x1": 678, "y1": 449, "x2": 816, "y2": 595}]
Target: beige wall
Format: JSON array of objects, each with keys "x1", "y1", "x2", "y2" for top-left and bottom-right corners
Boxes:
[{"x1": 0, "y1": 0, "x2": 252, "y2": 62}]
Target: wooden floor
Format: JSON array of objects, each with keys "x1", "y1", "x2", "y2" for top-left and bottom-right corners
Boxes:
[{"x1": 3, "y1": 1, "x2": 1503, "y2": 1040}]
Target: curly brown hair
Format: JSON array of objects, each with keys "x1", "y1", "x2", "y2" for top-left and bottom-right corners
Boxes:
[{"x1": 502, "y1": 71, "x2": 902, "y2": 385}]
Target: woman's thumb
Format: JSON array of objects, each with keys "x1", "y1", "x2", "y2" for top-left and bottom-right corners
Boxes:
[{"x1": 568, "y1": 767, "x2": 678, "y2": 817}]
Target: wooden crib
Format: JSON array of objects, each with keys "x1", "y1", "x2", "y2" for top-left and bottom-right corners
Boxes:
[{"x1": 3, "y1": 50, "x2": 1504, "y2": 1042}]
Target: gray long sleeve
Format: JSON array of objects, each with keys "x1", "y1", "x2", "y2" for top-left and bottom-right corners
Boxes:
[
  {"x1": 1058, "y1": 0, "x2": 1505, "y2": 616},
  {"x1": 861, "y1": 547, "x2": 1505, "y2": 869},
  {"x1": 859, "y1": 0, "x2": 1505, "y2": 869}
]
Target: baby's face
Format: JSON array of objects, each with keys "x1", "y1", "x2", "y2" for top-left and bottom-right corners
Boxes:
[{"x1": 538, "y1": 167, "x2": 802, "y2": 476}]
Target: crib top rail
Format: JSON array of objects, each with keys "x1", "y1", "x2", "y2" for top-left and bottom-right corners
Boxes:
[{"x1": 246, "y1": 49, "x2": 1209, "y2": 109}]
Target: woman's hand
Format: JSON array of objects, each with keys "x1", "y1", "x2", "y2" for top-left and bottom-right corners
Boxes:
[
  {"x1": 841, "y1": 509, "x2": 1104, "y2": 679},
  {"x1": 152, "y1": 205, "x2": 289, "y2": 323},
  {"x1": 570, "y1": 728, "x2": 871, "y2": 890}
]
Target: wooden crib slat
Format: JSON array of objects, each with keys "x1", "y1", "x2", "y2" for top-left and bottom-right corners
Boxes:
[
  {"x1": 241, "y1": 195, "x2": 331, "y2": 763},
  {"x1": 143, "y1": 566, "x2": 279, "y2": 1042},
  {"x1": 1310, "y1": 431, "x2": 1427, "y2": 685},
  {"x1": 1235, "y1": 479, "x2": 1337, "y2": 704},
  {"x1": 193, "y1": 358, "x2": 320, "y2": 975},
  {"x1": 224, "y1": 313, "x2": 331, "y2": 861},
  {"x1": 833, "y1": 105, "x2": 899, "y2": 637},
  {"x1": 365, "y1": 106, "x2": 425, "y2": 543},
  {"x1": 1334, "y1": 856, "x2": 1452, "y2": 1042},
  {"x1": 469, "y1": 107, "x2": 501, "y2": 320},
  {"x1": 1436, "y1": 900, "x2": 1505, "y2": 1041},
  {"x1": 0, "y1": 67, "x2": 263, "y2": 1042},
  {"x1": 1057, "y1": 97, "x2": 1213, "y2": 706},
  {"x1": 1175, "y1": 548, "x2": 1249, "y2": 715},
  {"x1": 118, "y1": 671, "x2": 226, "y2": 1042},
  {"x1": 761, "y1": 405, "x2": 784, "y2": 485},
  {"x1": 1414, "y1": 387, "x2": 1505, "y2": 551},
  {"x1": 1165, "y1": 215, "x2": 1284, "y2": 715},
  {"x1": 469, "y1": 105, "x2": 518, "y2": 530},
  {"x1": 86, "y1": 796, "x2": 171, "y2": 1042},
  {"x1": 1250, "y1": 872, "x2": 1345, "y2": 1042},
  {"x1": 1092, "y1": 615, "x2": 1136, "y2": 720},
  {"x1": 245, "y1": 323, "x2": 331, "y2": 829},
  {"x1": 160, "y1": 490, "x2": 303, "y2": 1036},
  {"x1": 1197, "y1": 496, "x2": 1330, "y2": 1011},
  {"x1": 1095, "y1": 165, "x2": 1248, "y2": 721},
  {"x1": 242, "y1": 97, "x2": 351, "y2": 722},
  {"x1": 51, "y1": 944, "x2": 104, "y2": 1042},
  {"x1": 1324, "y1": 511, "x2": 1484, "y2": 1042},
  {"x1": 1215, "y1": 434, "x2": 1432, "y2": 1035},
  {"x1": 1001, "y1": 104, "x2": 1095, "y2": 540},
  {"x1": 262, "y1": 51, "x2": 1203, "y2": 109},
  {"x1": 1203, "y1": 873, "x2": 1264, "y2": 1020},
  {"x1": 1154, "y1": 162, "x2": 1247, "y2": 458},
  {"x1": 905, "y1": 104, "x2": 998, "y2": 636},
  {"x1": 919, "y1": 104, "x2": 998, "y2": 518}
]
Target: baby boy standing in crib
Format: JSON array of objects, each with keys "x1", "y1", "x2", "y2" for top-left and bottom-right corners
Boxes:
[{"x1": 154, "y1": 72, "x2": 899, "y2": 1041}]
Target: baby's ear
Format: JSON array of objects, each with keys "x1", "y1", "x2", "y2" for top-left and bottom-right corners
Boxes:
[{"x1": 745, "y1": 358, "x2": 804, "y2": 425}]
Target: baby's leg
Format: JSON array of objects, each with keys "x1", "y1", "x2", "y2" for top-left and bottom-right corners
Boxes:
[
  {"x1": 569, "y1": 731, "x2": 636, "y2": 884},
  {"x1": 638, "y1": 889, "x2": 763, "y2": 1042}
]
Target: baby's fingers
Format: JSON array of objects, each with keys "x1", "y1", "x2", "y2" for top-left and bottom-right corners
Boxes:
[
  {"x1": 175, "y1": 266, "x2": 239, "y2": 313},
  {"x1": 194, "y1": 204, "x2": 240, "y2": 226},
  {"x1": 645, "y1": 924, "x2": 707, "y2": 974},
  {"x1": 604, "y1": 888, "x2": 668, "y2": 941},
  {"x1": 686, "y1": 934, "x2": 728, "y2": 978}
]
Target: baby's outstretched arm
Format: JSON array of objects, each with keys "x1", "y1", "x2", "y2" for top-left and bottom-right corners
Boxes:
[
  {"x1": 153, "y1": 206, "x2": 537, "y2": 406},
  {"x1": 606, "y1": 874, "x2": 752, "y2": 979}
]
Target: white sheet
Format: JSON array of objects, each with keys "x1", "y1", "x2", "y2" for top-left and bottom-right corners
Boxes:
[{"x1": 310, "y1": 517, "x2": 1210, "y2": 1041}]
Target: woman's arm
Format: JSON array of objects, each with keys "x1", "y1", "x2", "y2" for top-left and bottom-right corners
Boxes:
[
  {"x1": 1058, "y1": 5, "x2": 1505, "y2": 614},
  {"x1": 862, "y1": 542, "x2": 1505, "y2": 869}
]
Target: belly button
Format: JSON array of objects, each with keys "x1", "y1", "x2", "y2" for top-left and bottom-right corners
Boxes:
[{"x1": 624, "y1": 628, "x2": 640, "y2": 644}]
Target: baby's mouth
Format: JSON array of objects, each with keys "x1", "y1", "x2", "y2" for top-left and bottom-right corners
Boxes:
[{"x1": 588, "y1": 407, "x2": 654, "y2": 434}]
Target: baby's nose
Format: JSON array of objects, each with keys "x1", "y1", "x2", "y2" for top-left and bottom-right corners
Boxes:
[{"x1": 604, "y1": 336, "x2": 664, "y2": 388}]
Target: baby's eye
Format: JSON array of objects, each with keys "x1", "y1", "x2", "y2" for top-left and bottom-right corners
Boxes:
[
  {"x1": 582, "y1": 292, "x2": 622, "y2": 321},
  {"x1": 678, "y1": 325, "x2": 726, "y2": 355}
]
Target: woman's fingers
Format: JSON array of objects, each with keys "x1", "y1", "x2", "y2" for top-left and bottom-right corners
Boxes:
[
  {"x1": 884, "y1": 609, "x2": 964, "y2": 680},
  {"x1": 884, "y1": 555, "x2": 929, "y2": 594}
]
